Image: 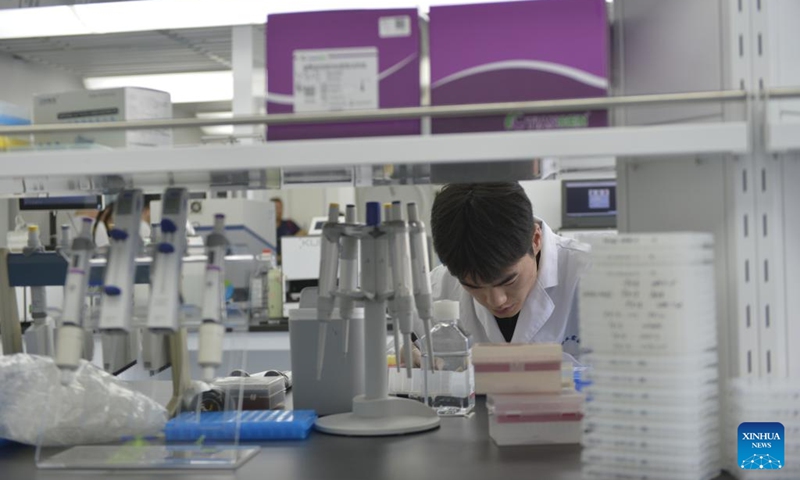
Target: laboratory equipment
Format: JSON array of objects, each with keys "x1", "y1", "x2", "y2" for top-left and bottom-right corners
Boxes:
[
  {"x1": 249, "y1": 248, "x2": 276, "y2": 323},
  {"x1": 338, "y1": 205, "x2": 358, "y2": 355},
  {"x1": 407, "y1": 202, "x2": 435, "y2": 369},
  {"x1": 189, "y1": 375, "x2": 286, "y2": 412},
  {"x1": 289, "y1": 287, "x2": 365, "y2": 416},
  {"x1": 472, "y1": 343, "x2": 563, "y2": 394},
  {"x1": 579, "y1": 233, "x2": 721, "y2": 480},
  {"x1": 315, "y1": 204, "x2": 340, "y2": 380},
  {"x1": 98, "y1": 189, "x2": 143, "y2": 374},
  {"x1": 58, "y1": 224, "x2": 71, "y2": 253},
  {"x1": 384, "y1": 204, "x2": 401, "y2": 373},
  {"x1": 55, "y1": 217, "x2": 94, "y2": 381},
  {"x1": 32, "y1": 87, "x2": 172, "y2": 148},
  {"x1": 17, "y1": 195, "x2": 102, "y2": 211},
  {"x1": 147, "y1": 187, "x2": 189, "y2": 333},
  {"x1": 152, "y1": 198, "x2": 276, "y2": 256},
  {"x1": 314, "y1": 201, "x2": 439, "y2": 436},
  {"x1": 420, "y1": 300, "x2": 475, "y2": 416},
  {"x1": 22, "y1": 225, "x2": 54, "y2": 357},
  {"x1": 561, "y1": 179, "x2": 617, "y2": 230},
  {"x1": 197, "y1": 214, "x2": 229, "y2": 383}
]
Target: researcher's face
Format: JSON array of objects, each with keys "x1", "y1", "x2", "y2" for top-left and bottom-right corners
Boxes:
[
  {"x1": 273, "y1": 201, "x2": 283, "y2": 221},
  {"x1": 459, "y1": 225, "x2": 542, "y2": 318}
]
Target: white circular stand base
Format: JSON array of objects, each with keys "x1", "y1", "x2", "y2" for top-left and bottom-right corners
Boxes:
[{"x1": 315, "y1": 395, "x2": 440, "y2": 436}]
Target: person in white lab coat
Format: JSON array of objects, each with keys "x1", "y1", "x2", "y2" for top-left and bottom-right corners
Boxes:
[{"x1": 418, "y1": 182, "x2": 590, "y2": 358}]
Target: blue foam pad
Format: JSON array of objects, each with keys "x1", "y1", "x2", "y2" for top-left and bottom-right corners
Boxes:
[{"x1": 165, "y1": 410, "x2": 317, "y2": 442}]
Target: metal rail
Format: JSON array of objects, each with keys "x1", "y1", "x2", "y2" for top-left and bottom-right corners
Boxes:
[{"x1": 0, "y1": 90, "x2": 749, "y2": 135}]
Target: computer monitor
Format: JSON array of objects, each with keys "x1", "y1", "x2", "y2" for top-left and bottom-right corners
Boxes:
[
  {"x1": 561, "y1": 179, "x2": 617, "y2": 229},
  {"x1": 18, "y1": 195, "x2": 102, "y2": 211}
]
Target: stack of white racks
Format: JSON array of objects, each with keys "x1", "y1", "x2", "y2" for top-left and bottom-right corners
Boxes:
[
  {"x1": 579, "y1": 233, "x2": 722, "y2": 480},
  {"x1": 725, "y1": 378, "x2": 800, "y2": 479}
]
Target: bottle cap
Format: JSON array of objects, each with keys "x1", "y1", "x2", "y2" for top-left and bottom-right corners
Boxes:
[{"x1": 433, "y1": 300, "x2": 459, "y2": 322}]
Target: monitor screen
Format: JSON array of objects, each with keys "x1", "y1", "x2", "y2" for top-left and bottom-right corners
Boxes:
[
  {"x1": 562, "y1": 180, "x2": 617, "y2": 229},
  {"x1": 18, "y1": 195, "x2": 102, "y2": 211}
]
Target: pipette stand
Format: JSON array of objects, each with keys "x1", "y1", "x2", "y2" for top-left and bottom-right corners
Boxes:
[{"x1": 315, "y1": 219, "x2": 440, "y2": 436}]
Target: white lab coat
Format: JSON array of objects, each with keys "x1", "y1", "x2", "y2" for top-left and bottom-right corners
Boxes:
[{"x1": 424, "y1": 218, "x2": 590, "y2": 357}]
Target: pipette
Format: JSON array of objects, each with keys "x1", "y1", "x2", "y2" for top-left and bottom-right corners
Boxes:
[
  {"x1": 98, "y1": 190, "x2": 143, "y2": 328},
  {"x1": 55, "y1": 217, "x2": 95, "y2": 383},
  {"x1": 198, "y1": 214, "x2": 229, "y2": 383},
  {"x1": 97, "y1": 190, "x2": 143, "y2": 373},
  {"x1": 407, "y1": 203, "x2": 435, "y2": 371},
  {"x1": 147, "y1": 188, "x2": 189, "y2": 333},
  {"x1": 388, "y1": 201, "x2": 415, "y2": 379},
  {"x1": 338, "y1": 205, "x2": 358, "y2": 355},
  {"x1": 316, "y1": 204, "x2": 341, "y2": 380},
  {"x1": 384, "y1": 204, "x2": 401, "y2": 373}
]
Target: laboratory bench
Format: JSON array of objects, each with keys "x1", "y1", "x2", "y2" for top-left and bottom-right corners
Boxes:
[{"x1": 0, "y1": 397, "x2": 737, "y2": 480}]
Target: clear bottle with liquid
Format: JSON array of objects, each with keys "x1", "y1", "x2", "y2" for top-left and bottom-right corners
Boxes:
[
  {"x1": 421, "y1": 300, "x2": 475, "y2": 416},
  {"x1": 250, "y1": 248, "x2": 275, "y2": 321}
]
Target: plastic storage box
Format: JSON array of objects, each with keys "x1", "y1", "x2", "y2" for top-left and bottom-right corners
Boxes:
[
  {"x1": 473, "y1": 343, "x2": 563, "y2": 394},
  {"x1": 487, "y1": 391, "x2": 585, "y2": 446}
]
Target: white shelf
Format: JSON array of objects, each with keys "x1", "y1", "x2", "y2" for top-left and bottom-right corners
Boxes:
[
  {"x1": 767, "y1": 122, "x2": 800, "y2": 152},
  {"x1": 0, "y1": 123, "x2": 748, "y2": 180}
]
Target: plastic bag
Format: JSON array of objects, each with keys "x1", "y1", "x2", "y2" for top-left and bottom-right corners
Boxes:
[{"x1": 0, "y1": 354, "x2": 167, "y2": 446}]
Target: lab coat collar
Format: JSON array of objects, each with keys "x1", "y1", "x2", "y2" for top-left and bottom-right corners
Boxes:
[
  {"x1": 536, "y1": 217, "x2": 559, "y2": 291},
  {"x1": 471, "y1": 217, "x2": 559, "y2": 343}
]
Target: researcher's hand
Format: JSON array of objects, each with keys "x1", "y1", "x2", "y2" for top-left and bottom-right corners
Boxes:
[
  {"x1": 398, "y1": 344, "x2": 423, "y2": 368},
  {"x1": 398, "y1": 345, "x2": 444, "y2": 370}
]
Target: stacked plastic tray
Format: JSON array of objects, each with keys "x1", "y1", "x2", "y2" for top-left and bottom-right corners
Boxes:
[
  {"x1": 579, "y1": 233, "x2": 722, "y2": 480},
  {"x1": 473, "y1": 343, "x2": 585, "y2": 446},
  {"x1": 487, "y1": 389, "x2": 585, "y2": 446},
  {"x1": 725, "y1": 378, "x2": 800, "y2": 479}
]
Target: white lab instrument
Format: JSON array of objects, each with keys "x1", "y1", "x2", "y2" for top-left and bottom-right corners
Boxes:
[
  {"x1": 55, "y1": 217, "x2": 95, "y2": 382},
  {"x1": 22, "y1": 225, "x2": 54, "y2": 357},
  {"x1": 338, "y1": 205, "x2": 358, "y2": 355},
  {"x1": 407, "y1": 202, "x2": 435, "y2": 370},
  {"x1": 315, "y1": 204, "x2": 340, "y2": 380},
  {"x1": 58, "y1": 224, "x2": 71, "y2": 253},
  {"x1": 197, "y1": 214, "x2": 229, "y2": 382},
  {"x1": 146, "y1": 188, "x2": 189, "y2": 333},
  {"x1": 98, "y1": 189, "x2": 143, "y2": 374},
  {"x1": 314, "y1": 201, "x2": 439, "y2": 437}
]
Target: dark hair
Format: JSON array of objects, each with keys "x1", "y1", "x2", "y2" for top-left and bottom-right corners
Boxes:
[
  {"x1": 270, "y1": 197, "x2": 283, "y2": 204},
  {"x1": 431, "y1": 182, "x2": 534, "y2": 284},
  {"x1": 93, "y1": 202, "x2": 115, "y2": 240}
]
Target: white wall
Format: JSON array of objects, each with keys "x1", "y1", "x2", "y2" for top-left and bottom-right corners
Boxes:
[
  {"x1": 0, "y1": 52, "x2": 83, "y2": 113},
  {"x1": 250, "y1": 186, "x2": 356, "y2": 231},
  {"x1": 520, "y1": 180, "x2": 562, "y2": 231}
]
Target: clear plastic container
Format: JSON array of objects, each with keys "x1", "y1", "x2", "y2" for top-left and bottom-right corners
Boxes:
[
  {"x1": 581, "y1": 447, "x2": 722, "y2": 474},
  {"x1": 585, "y1": 365, "x2": 718, "y2": 389},
  {"x1": 582, "y1": 430, "x2": 721, "y2": 455},
  {"x1": 585, "y1": 399, "x2": 719, "y2": 423},
  {"x1": 585, "y1": 383, "x2": 718, "y2": 406},
  {"x1": 584, "y1": 415, "x2": 720, "y2": 439},
  {"x1": 420, "y1": 300, "x2": 475, "y2": 416},
  {"x1": 583, "y1": 351, "x2": 718, "y2": 372},
  {"x1": 582, "y1": 463, "x2": 721, "y2": 480}
]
